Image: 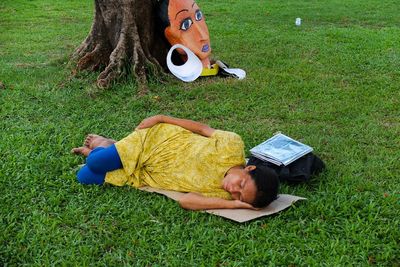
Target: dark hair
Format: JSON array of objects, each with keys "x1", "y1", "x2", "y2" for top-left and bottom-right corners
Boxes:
[
  {"x1": 154, "y1": 0, "x2": 186, "y2": 66},
  {"x1": 156, "y1": 0, "x2": 170, "y2": 30},
  {"x1": 248, "y1": 164, "x2": 279, "y2": 208}
]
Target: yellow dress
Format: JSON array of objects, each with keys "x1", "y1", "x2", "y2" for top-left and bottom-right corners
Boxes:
[{"x1": 105, "y1": 123, "x2": 246, "y2": 199}]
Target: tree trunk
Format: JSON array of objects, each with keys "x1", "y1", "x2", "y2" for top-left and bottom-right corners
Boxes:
[{"x1": 72, "y1": 0, "x2": 169, "y2": 94}]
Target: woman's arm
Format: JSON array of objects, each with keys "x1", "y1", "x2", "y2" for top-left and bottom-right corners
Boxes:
[
  {"x1": 179, "y1": 192, "x2": 255, "y2": 210},
  {"x1": 136, "y1": 115, "x2": 215, "y2": 137}
]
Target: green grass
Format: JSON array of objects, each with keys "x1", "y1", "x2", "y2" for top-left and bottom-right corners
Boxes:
[{"x1": 1, "y1": 0, "x2": 399, "y2": 265}]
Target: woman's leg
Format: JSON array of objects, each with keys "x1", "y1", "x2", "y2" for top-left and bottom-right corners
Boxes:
[
  {"x1": 86, "y1": 144, "x2": 123, "y2": 173},
  {"x1": 77, "y1": 165, "x2": 106, "y2": 185},
  {"x1": 76, "y1": 144, "x2": 123, "y2": 185}
]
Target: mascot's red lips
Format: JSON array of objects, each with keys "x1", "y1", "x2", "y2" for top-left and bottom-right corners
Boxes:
[{"x1": 202, "y1": 44, "x2": 209, "y2": 52}]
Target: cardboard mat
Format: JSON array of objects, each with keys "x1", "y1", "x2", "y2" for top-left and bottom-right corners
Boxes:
[{"x1": 139, "y1": 186, "x2": 306, "y2": 223}]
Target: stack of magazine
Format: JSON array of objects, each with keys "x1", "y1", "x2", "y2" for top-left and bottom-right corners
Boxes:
[{"x1": 250, "y1": 133, "x2": 313, "y2": 166}]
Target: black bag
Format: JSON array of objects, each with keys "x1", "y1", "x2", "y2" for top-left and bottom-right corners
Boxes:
[{"x1": 247, "y1": 153, "x2": 325, "y2": 183}]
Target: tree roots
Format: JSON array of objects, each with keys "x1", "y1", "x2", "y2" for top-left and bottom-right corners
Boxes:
[{"x1": 72, "y1": 0, "x2": 168, "y2": 94}]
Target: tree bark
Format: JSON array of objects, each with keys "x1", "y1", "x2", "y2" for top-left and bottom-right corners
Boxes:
[{"x1": 72, "y1": 0, "x2": 169, "y2": 94}]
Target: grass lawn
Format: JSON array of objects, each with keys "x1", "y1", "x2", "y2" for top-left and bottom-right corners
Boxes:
[{"x1": 0, "y1": 0, "x2": 399, "y2": 265}]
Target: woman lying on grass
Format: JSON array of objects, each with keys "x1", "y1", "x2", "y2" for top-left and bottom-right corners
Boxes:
[{"x1": 72, "y1": 115, "x2": 279, "y2": 210}]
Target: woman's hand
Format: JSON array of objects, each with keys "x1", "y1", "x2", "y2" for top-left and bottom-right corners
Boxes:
[
  {"x1": 135, "y1": 115, "x2": 165, "y2": 130},
  {"x1": 179, "y1": 193, "x2": 258, "y2": 210},
  {"x1": 233, "y1": 200, "x2": 258, "y2": 210},
  {"x1": 136, "y1": 115, "x2": 215, "y2": 137}
]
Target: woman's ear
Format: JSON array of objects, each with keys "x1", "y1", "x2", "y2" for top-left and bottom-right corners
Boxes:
[
  {"x1": 164, "y1": 27, "x2": 179, "y2": 44},
  {"x1": 245, "y1": 165, "x2": 256, "y2": 172}
]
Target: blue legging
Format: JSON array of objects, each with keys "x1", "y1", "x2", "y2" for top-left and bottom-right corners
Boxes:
[{"x1": 77, "y1": 144, "x2": 123, "y2": 185}]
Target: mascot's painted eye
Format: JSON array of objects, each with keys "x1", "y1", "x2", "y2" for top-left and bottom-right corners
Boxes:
[
  {"x1": 180, "y1": 18, "x2": 193, "y2": 31},
  {"x1": 195, "y1": 10, "x2": 203, "y2": 21}
]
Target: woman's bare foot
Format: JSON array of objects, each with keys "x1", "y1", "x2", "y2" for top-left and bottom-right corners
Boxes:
[
  {"x1": 71, "y1": 146, "x2": 92, "y2": 157},
  {"x1": 84, "y1": 134, "x2": 116, "y2": 149}
]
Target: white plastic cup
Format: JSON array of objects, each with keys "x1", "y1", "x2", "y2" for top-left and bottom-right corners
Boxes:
[{"x1": 295, "y1": 18, "x2": 301, "y2": 26}]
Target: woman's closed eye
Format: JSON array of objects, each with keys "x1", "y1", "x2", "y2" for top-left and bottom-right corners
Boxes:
[{"x1": 238, "y1": 181, "x2": 244, "y2": 201}]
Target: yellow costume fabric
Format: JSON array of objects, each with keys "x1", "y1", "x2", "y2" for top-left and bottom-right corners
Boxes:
[{"x1": 105, "y1": 123, "x2": 245, "y2": 199}]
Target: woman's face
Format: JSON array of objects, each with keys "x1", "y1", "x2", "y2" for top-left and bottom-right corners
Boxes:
[
  {"x1": 164, "y1": 0, "x2": 211, "y2": 66},
  {"x1": 222, "y1": 166, "x2": 257, "y2": 204}
]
